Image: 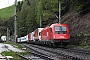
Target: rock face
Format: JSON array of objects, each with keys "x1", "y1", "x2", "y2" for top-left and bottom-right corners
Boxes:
[
  {"x1": 62, "y1": 12, "x2": 90, "y2": 36},
  {"x1": 61, "y1": 12, "x2": 90, "y2": 45}
]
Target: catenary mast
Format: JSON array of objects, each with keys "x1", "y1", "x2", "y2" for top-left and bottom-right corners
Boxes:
[
  {"x1": 14, "y1": 0, "x2": 17, "y2": 43},
  {"x1": 59, "y1": 0, "x2": 61, "y2": 23}
]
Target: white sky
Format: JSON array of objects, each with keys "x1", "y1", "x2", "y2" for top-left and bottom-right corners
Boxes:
[{"x1": 0, "y1": 0, "x2": 22, "y2": 9}]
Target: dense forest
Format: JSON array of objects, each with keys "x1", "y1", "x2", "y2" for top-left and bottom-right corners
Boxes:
[
  {"x1": 0, "y1": 0, "x2": 90, "y2": 45},
  {"x1": 16, "y1": 0, "x2": 90, "y2": 37}
]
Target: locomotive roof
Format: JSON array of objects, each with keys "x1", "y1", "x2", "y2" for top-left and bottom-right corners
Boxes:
[{"x1": 50, "y1": 23, "x2": 68, "y2": 27}]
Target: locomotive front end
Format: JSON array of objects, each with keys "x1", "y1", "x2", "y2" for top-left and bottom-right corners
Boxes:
[{"x1": 51, "y1": 23, "x2": 70, "y2": 46}]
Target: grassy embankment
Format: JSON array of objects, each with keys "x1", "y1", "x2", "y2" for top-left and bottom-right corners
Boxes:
[
  {"x1": 0, "y1": 5, "x2": 14, "y2": 19},
  {"x1": 1, "y1": 42, "x2": 30, "y2": 60}
]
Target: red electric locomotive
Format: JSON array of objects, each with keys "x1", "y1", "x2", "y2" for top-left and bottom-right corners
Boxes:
[{"x1": 41, "y1": 23, "x2": 70, "y2": 46}]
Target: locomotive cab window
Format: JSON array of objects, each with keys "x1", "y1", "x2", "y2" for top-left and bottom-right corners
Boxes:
[{"x1": 55, "y1": 26, "x2": 67, "y2": 34}]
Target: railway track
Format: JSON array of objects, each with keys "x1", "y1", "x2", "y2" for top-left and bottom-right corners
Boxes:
[
  {"x1": 60, "y1": 48, "x2": 90, "y2": 59},
  {"x1": 64, "y1": 48, "x2": 90, "y2": 55},
  {"x1": 22, "y1": 43, "x2": 90, "y2": 60},
  {"x1": 16, "y1": 52, "x2": 45, "y2": 60},
  {"x1": 16, "y1": 53, "x2": 30, "y2": 60},
  {"x1": 22, "y1": 44, "x2": 68, "y2": 60}
]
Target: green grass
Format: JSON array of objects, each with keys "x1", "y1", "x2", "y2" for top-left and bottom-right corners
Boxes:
[
  {"x1": 3, "y1": 42, "x2": 24, "y2": 49},
  {"x1": 2, "y1": 51, "x2": 21, "y2": 60},
  {"x1": 0, "y1": 5, "x2": 14, "y2": 19},
  {"x1": 2, "y1": 51, "x2": 30, "y2": 60},
  {"x1": 2, "y1": 42, "x2": 30, "y2": 60},
  {"x1": 17, "y1": 51, "x2": 30, "y2": 55}
]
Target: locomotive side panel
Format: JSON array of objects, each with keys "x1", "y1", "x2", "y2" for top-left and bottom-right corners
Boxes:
[{"x1": 41, "y1": 26, "x2": 50, "y2": 40}]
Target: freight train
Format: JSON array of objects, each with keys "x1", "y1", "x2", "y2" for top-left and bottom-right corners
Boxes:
[{"x1": 17, "y1": 23, "x2": 70, "y2": 47}]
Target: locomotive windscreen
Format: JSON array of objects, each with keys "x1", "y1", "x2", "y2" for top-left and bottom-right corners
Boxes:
[{"x1": 55, "y1": 26, "x2": 67, "y2": 34}]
